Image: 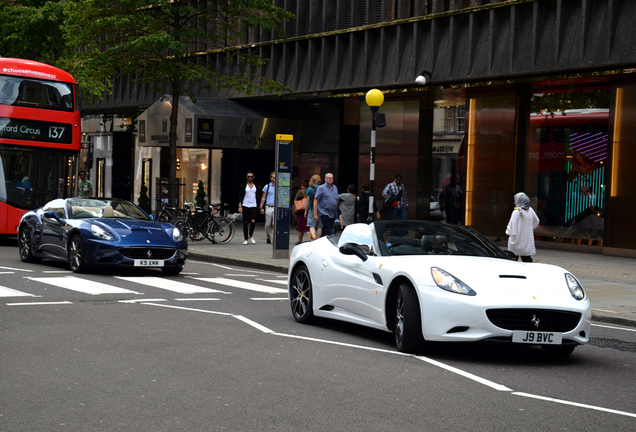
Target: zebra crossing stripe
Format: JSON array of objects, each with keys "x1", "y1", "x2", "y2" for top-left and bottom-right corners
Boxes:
[
  {"x1": 26, "y1": 277, "x2": 141, "y2": 295},
  {"x1": 191, "y1": 277, "x2": 287, "y2": 294},
  {"x1": 115, "y1": 276, "x2": 230, "y2": 294},
  {"x1": 0, "y1": 286, "x2": 40, "y2": 298}
]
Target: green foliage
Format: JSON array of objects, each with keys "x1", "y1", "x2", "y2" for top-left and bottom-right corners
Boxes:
[
  {"x1": 195, "y1": 180, "x2": 206, "y2": 208},
  {"x1": 0, "y1": 0, "x2": 72, "y2": 63},
  {"x1": 138, "y1": 181, "x2": 151, "y2": 214},
  {"x1": 60, "y1": 0, "x2": 294, "y2": 102}
]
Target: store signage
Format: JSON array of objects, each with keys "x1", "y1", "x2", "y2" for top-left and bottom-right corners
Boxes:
[
  {"x1": 0, "y1": 117, "x2": 72, "y2": 144},
  {"x1": 197, "y1": 118, "x2": 214, "y2": 144}
]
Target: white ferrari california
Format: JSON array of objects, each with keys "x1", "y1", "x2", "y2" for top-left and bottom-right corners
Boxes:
[{"x1": 288, "y1": 221, "x2": 591, "y2": 356}]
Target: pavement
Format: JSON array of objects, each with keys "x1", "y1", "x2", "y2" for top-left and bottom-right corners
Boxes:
[{"x1": 188, "y1": 224, "x2": 636, "y2": 328}]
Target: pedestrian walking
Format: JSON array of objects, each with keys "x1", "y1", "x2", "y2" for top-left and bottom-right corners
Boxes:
[
  {"x1": 77, "y1": 170, "x2": 93, "y2": 197},
  {"x1": 506, "y1": 192, "x2": 540, "y2": 262},
  {"x1": 305, "y1": 174, "x2": 322, "y2": 240},
  {"x1": 381, "y1": 174, "x2": 408, "y2": 220},
  {"x1": 440, "y1": 173, "x2": 463, "y2": 224},
  {"x1": 314, "y1": 173, "x2": 339, "y2": 236},
  {"x1": 238, "y1": 170, "x2": 259, "y2": 245},
  {"x1": 338, "y1": 184, "x2": 357, "y2": 230},
  {"x1": 295, "y1": 180, "x2": 311, "y2": 244},
  {"x1": 260, "y1": 171, "x2": 276, "y2": 244},
  {"x1": 356, "y1": 181, "x2": 379, "y2": 223}
]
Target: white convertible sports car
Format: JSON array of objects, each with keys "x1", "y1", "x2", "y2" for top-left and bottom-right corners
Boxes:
[{"x1": 288, "y1": 221, "x2": 591, "y2": 356}]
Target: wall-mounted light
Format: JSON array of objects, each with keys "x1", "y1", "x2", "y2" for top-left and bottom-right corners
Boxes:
[{"x1": 415, "y1": 70, "x2": 433, "y2": 85}]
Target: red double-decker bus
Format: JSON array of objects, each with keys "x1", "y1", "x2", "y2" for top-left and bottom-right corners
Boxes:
[{"x1": 0, "y1": 58, "x2": 81, "y2": 235}]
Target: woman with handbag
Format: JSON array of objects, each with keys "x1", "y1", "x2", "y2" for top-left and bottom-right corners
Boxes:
[{"x1": 294, "y1": 179, "x2": 311, "y2": 244}]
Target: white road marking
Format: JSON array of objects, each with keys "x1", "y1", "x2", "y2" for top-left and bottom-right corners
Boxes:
[
  {"x1": 191, "y1": 277, "x2": 287, "y2": 294},
  {"x1": 0, "y1": 272, "x2": 15, "y2": 275},
  {"x1": 513, "y1": 392, "x2": 636, "y2": 418},
  {"x1": 592, "y1": 323, "x2": 636, "y2": 333},
  {"x1": 415, "y1": 356, "x2": 512, "y2": 391},
  {"x1": 115, "y1": 276, "x2": 230, "y2": 294},
  {"x1": 259, "y1": 279, "x2": 288, "y2": 285},
  {"x1": 224, "y1": 274, "x2": 257, "y2": 277},
  {"x1": 0, "y1": 286, "x2": 40, "y2": 298},
  {"x1": 0, "y1": 266, "x2": 33, "y2": 272},
  {"x1": 250, "y1": 297, "x2": 288, "y2": 301},
  {"x1": 26, "y1": 277, "x2": 141, "y2": 295},
  {"x1": 175, "y1": 298, "x2": 221, "y2": 301},
  {"x1": 119, "y1": 299, "x2": 167, "y2": 303},
  {"x1": 206, "y1": 263, "x2": 238, "y2": 270},
  {"x1": 139, "y1": 302, "x2": 636, "y2": 419},
  {"x1": 7, "y1": 301, "x2": 72, "y2": 306}
]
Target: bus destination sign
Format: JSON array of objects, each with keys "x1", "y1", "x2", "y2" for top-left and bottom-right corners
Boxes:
[{"x1": 0, "y1": 117, "x2": 72, "y2": 145}]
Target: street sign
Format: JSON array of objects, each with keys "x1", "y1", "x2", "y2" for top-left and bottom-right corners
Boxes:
[{"x1": 273, "y1": 134, "x2": 293, "y2": 259}]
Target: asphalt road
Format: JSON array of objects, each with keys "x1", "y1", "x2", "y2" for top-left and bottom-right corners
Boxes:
[{"x1": 1, "y1": 240, "x2": 635, "y2": 431}]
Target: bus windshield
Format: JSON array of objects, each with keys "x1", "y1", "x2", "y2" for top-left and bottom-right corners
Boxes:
[{"x1": 0, "y1": 76, "x2": 74, "y2": 111}]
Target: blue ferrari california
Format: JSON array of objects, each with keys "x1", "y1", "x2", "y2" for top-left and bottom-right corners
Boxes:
[{"x1": 18, "y1": 198, "x2": 188, "y2": 274}]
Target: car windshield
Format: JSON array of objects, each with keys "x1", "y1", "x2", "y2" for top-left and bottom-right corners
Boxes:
[
  {"x1": 68, "y1": 198, "x2": 150, "y2": 220},
  {"x1": 373, "y1": 220, "x2": 509, "y2": 258}
]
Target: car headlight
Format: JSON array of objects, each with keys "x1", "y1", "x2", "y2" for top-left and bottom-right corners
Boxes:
[
  {"x1": 565, "y1": 273, "x2": 585, "y2": 300},
  {"x1": 172, "y1": 227, "x2": 184, "y2": 242},
  {"x1": 91, "y1": 224, "x2": 115, "y2": 241},
  {"x1": 431, "y1": 267, "x2": 476, "y2": 296}
]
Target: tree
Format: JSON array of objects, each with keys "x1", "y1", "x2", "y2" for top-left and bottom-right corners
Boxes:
[
  {"x1": 62, "y1": 1, "x2": 293, "y2": 205},
  {"x1": 0, "y1": 1, "x2": 71, "y2": 63},
  {"x1": 138, "y1": 181, "x2": 151, "y2": 214},
  {"x1": 195, "y1": 180, "x2": 206, "y2": 209}
]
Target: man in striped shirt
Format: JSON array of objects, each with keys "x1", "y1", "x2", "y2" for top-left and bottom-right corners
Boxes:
[{"x1": 382, "y1": 174, "x2": 408, "y2": 220}]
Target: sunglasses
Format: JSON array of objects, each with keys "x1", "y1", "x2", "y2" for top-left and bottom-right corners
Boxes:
[{"x1": 247, "y1": 175, "x2": 254, "y2": 178}]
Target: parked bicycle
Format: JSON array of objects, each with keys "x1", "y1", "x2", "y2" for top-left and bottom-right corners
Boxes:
[
  {"x1": 155, "y1": 196, "x2": 186, "y2": 225},
  {"x1": 175, "y1": 201, "x2": 235, "y2": 244}
]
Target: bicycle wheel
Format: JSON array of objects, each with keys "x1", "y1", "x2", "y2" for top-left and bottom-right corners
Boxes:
[
  {"x1": 207, "y1": 217, "x2": 235, "y2": 244},
  {"x1": 173, "y1": 218, "x2": 193, "y2": 240}
]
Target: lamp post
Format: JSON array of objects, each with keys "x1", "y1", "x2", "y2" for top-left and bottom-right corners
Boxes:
[{"x1": 365, "y1": 89, "x2": 384, "y2": 224}]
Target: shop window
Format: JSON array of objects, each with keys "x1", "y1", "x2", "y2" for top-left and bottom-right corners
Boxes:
[{"x1": 527, "y1": 84, "x2": 611, "y2": 246}]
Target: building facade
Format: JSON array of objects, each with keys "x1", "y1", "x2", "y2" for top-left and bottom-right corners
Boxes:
[{"x1": 82, "y1": 0, "x2": 636, "y2": 254}]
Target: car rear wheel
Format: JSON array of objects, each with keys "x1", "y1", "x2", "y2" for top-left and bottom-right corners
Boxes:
[
  {"x1": 395, "y1": 283, "x2": 423, "y2": 353},
  {"x1": 69, "y1": 235, "x2": 87, "y2": 273},
  {"x1": 290, "y1": 265, "x2": 313, "y2": 323},
  {"x1": 19, "y1": 226, "x2": 40, "y2": 263}
]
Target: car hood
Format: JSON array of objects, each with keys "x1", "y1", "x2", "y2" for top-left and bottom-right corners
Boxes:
[
  {"x1": 92, "y1": 219, "x2": 176, "y2": 243},
  {"x1": 386, "y1": 255, "x2": 575, "y2": 297}
]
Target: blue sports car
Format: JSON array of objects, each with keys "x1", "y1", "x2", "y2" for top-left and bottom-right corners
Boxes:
[{"x1": 18, "y1": 198, "x2": 188, "y2": 274}]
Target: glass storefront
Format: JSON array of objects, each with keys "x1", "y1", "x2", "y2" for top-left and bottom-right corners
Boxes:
[
  {"x1": 526, "y1": 82, "x2": 611, "y2": 245},
  {"x1": 177, "y1": 148, "x2": 210, "y2": 207}
]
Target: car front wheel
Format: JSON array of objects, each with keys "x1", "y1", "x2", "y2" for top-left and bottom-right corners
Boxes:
[
  {"x1": 19, "y1": 226, "x2": 40, "y2": 263},
  {"x1": 395, "y1": 283, "x2": 423, "y2": 353},
  {"x1": 290, "y1": 264, "x2": 313, "y2": 323},
  {"x1": 68, "y1": 235, "x2": 87, "y2": 273}
]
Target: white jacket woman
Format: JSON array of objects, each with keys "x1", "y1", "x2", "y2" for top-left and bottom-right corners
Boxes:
[{"x1": 506, "y1": 192, "x2": 540, "y2": 262}]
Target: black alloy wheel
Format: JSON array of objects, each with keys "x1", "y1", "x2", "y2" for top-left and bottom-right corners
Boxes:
[
  {"x1": 290, "y1": 265, "x2": 314, "y2": 323},
  {"x1": 19, "y1": 226, "x2": 40, "y2": 263},
  {"x1": 394, "y1": 283, "x2": 423, "y2": 353},
  {"x1": 68, "y1": 234, "x2": 88, "y2": 273}
]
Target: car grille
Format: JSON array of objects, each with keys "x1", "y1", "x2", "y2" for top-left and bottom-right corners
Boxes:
[
  {"x1": 119, "y1": 247, "x2": 177, "y2": 260},
  {"x1": 486, "y1": 308, "x2": 582, "y2": 332}
]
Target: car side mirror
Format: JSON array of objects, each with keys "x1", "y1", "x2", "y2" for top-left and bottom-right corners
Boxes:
[
  {"x1": 339, "y1": 242, "x2": 368, "y2": 262},
  {"x1": 149, "y1": 214, "x2": 157, "y2": 222},
  {"x1": 43, "y1": 211, "x2": 63, "y2": 224}
]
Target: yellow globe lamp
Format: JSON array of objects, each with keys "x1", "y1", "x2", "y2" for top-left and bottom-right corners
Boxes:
[{"x1": 365, "y1": 89, "x2": 384, "y2": 107}]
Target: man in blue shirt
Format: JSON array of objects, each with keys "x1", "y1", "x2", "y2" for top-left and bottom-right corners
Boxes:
[
  {"x1": 260, "y1": 172, "x2": 276, "y2": 243},
  {"x1": 382, "y1": 174, "x2": 409, "y2": 220},
  {"x1": 313, "y1": 173, "x2": 339, "y2": 236}
]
